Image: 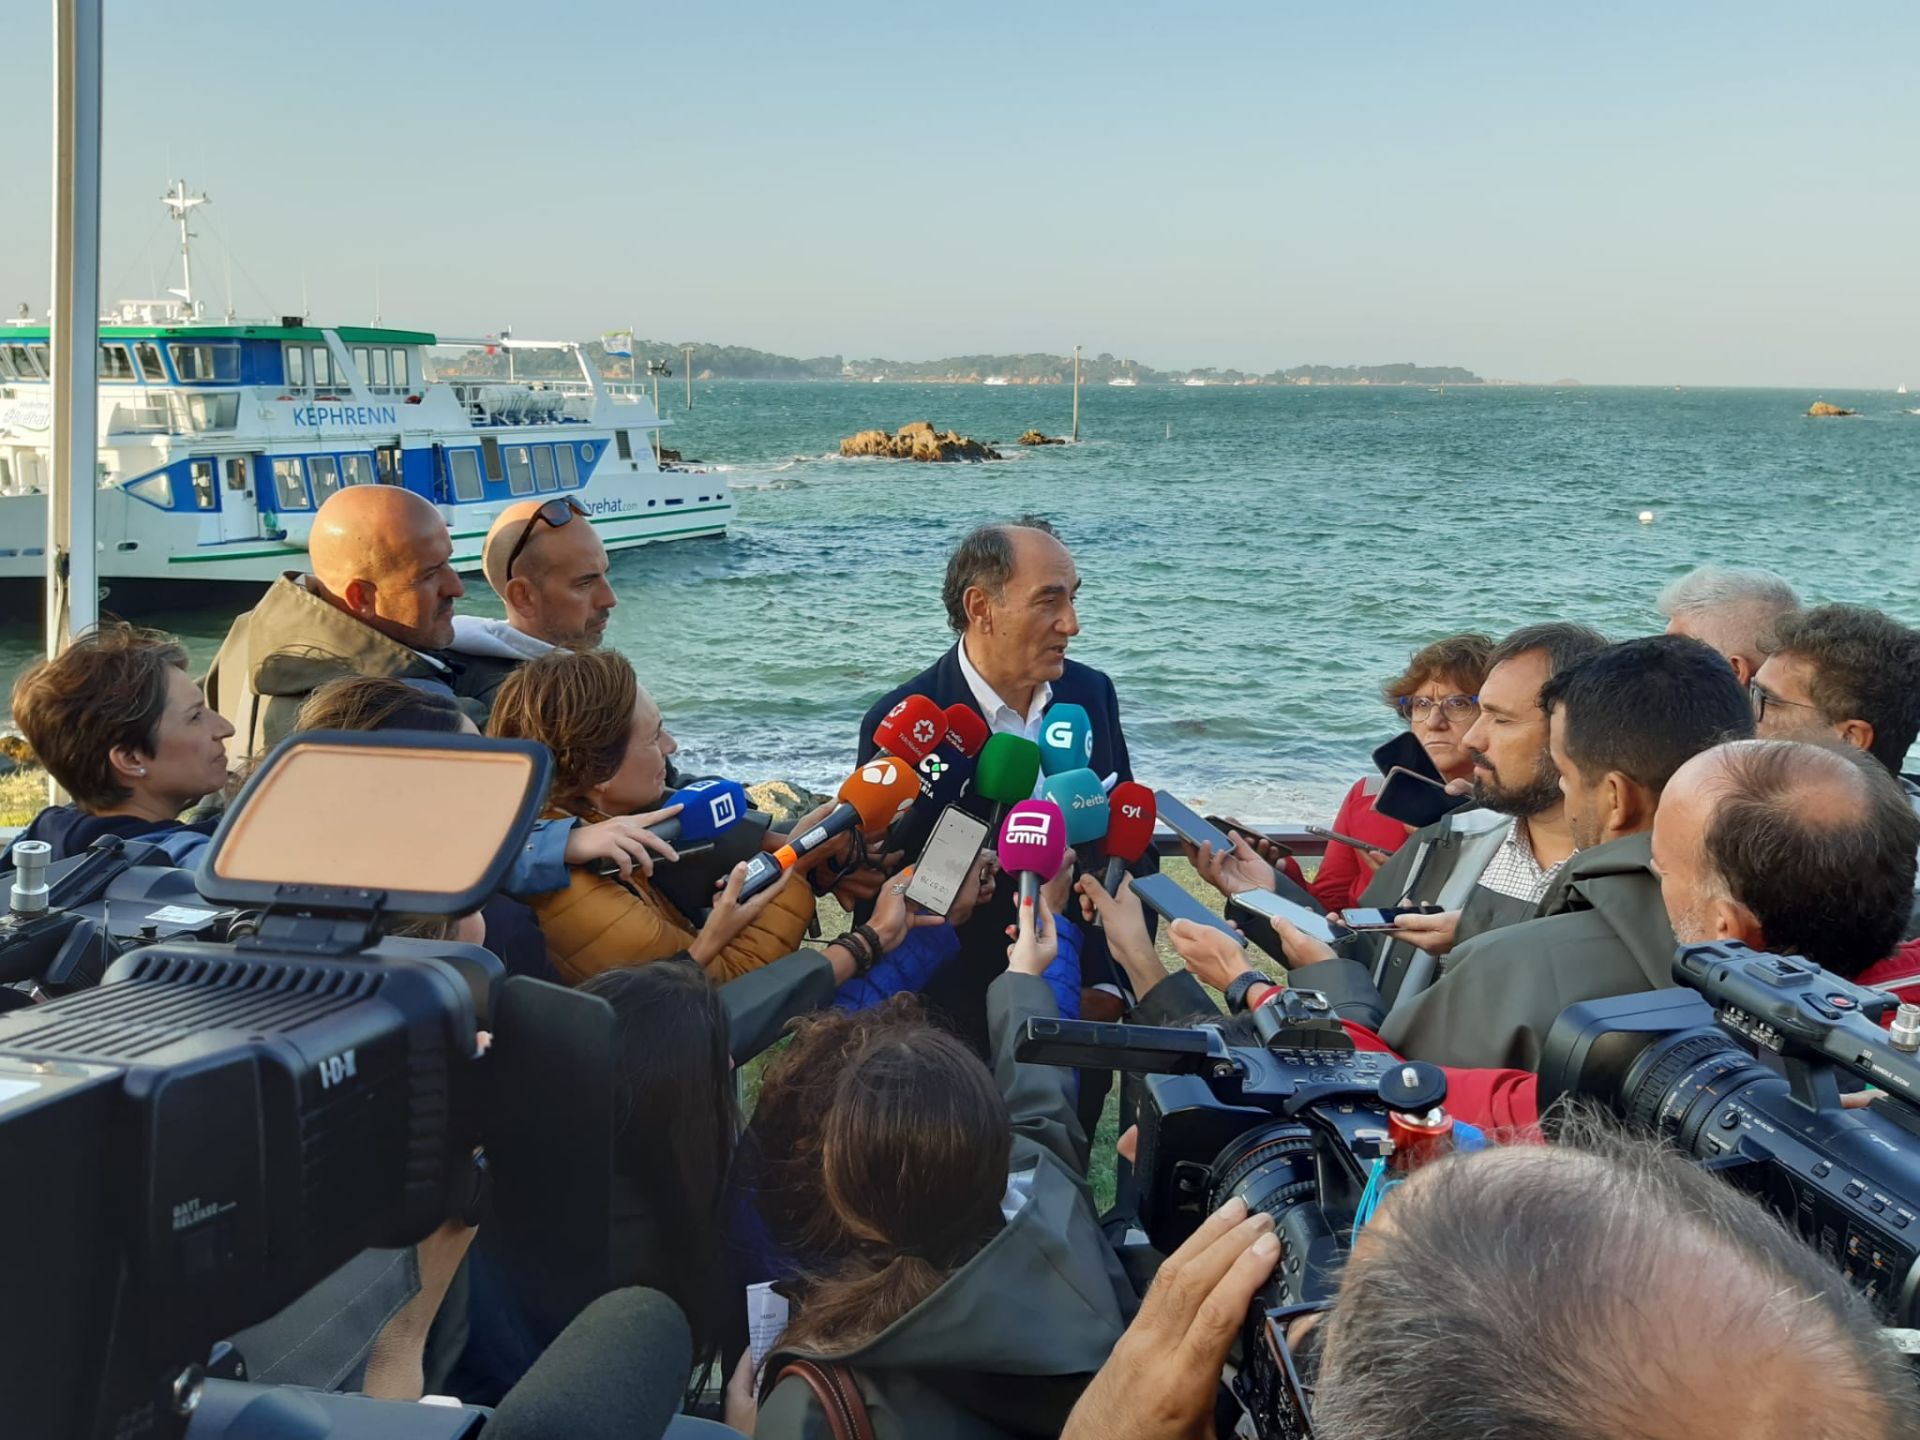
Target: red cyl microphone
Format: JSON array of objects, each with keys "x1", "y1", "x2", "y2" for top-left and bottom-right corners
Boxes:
[
  {"x1": 872, "y1": 694, "x2": 949, "y2": 766},
  {"x1": 1101, "y1": 782, "x2": 1157, "y2": 894},
  {"x1": 941, "y1": 703, "x2": 990, "y2": 759}
]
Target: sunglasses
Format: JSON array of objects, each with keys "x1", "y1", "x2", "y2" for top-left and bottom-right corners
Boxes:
[{"x1": 503, "y1": 497, "x2": 588, "y2": 580}]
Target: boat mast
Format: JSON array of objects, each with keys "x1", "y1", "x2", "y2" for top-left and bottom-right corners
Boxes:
[{"x1": 162, "y1": 178, "x2": 208, "y2": 318}]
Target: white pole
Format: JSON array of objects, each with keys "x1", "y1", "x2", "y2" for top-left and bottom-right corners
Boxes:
[{"x1": 47, "y1": 0, "x2": 102, "y2": 668}]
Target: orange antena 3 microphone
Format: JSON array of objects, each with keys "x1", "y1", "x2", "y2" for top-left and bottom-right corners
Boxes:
[{"x1": 736, "y1": 757, "x2": 921, "y2": 900}]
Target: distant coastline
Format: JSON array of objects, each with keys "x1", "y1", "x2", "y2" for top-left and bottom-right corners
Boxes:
[{"x1": 433, "y1": 341, "x2": 1486, "y2": 388}]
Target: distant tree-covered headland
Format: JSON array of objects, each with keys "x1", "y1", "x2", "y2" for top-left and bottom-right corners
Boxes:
[{"x1": 430, "y1": 340, "x2": 1481, "y2": 387}]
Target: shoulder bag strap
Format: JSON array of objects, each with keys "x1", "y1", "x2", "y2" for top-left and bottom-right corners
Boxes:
[{"x1": 770, "y1": 1356, "x2": 876, "y2": 1440}]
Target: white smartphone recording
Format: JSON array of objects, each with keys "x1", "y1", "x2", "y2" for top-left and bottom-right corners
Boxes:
[{"x1": 903, "y1": 806, "x2": 992, "y2": 917}]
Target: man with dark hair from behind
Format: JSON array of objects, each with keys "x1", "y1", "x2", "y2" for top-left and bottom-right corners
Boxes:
[
  {"x1": 1061, "y1": 1129, "x2": 1915, "y2": 1440},
  {"x1": 1237, "y1": 635, "x2": 1752, "y2": 1068}
]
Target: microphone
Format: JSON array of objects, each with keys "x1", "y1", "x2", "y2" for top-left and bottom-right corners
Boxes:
[
  {"x1": 998, "y1": 800, "x2": 1068, "y2": 907},
  {"x1": 890, "y1": 736, "x2": 981, "y2": 859},
  {"x1": 973, "y1": 733, "x2": 1043, "y2": 825},
  {"x1": 1100, "y1": 781, "x2": 1157, "y2": 895},
  {"x1": 1038, "y1": 702, "x2": 1094, "y2": 777},
  {"x1": 872, "y1": 693, "x2": 949, "y2": 766},
  {"x1": 942, "y1": 703, "x2": 990, "y2": 759},
  {"x1": 485, "y1": 1286, "x2": 692, "y2": 1440},
  {"x1": 650, "y1": 777, "x2": 749, "y2": 846},
  {"x1": 738, "y1": 756, "x2": 921, "y2": 899},
  {"x1": 1039, "y1": 767, "x2": 1110, "y2": 849}
]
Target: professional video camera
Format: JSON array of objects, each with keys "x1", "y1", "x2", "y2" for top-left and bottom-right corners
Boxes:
[
  {"x1": 1018, "y1": 991, "x2": 1466, "y2": 1440},
  {"x1": 0, "y1": 831, "x2": 247, "y2": 1002},
  {"x1": 0, "y1": 731, "x2": 619, "y2": 1440},
  {"x1": 1540, "y1": 940, "x2": 1920, "y2": 1324}
]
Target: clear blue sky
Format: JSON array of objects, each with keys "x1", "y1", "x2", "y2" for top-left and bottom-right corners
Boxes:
[{"x1": 5, "y1": 2, "x2": 1916, "y2": 386}]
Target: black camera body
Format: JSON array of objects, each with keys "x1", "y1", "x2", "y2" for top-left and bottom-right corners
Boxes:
[
  {"x1": 0, "y1": 732, "x2": 619, "y2": 1440},
  {"x1": 1541, "y1": 941, "x2": 1920, "y2": 1324}
]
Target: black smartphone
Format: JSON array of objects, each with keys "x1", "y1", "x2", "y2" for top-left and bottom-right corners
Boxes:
[
  {"x1": 1372, "y1": 730, "x2": 1443, "y2": 785},
  {"x1": 1340, "y1": 904, "x2": 1445, "y2": 932},
  {"x1": 1304, "y1": 823, "x2": 1388, "y2": 855},
  {"x1": 1130, "y1": 872, "x2": 1245, "y2": 946},
  {"x1": 1374, "y1": 766, "x2": 1472, "y2": 830},
  {"x1": 1154, "y1": 790, "x2": 1241, "y2": 857},
  {"x1": 1205, "y1": 815, "x2": 1292, "y2": 857}
]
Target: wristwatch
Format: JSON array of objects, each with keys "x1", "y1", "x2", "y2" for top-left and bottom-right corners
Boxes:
[{"x1": 1223, "y1": 970, "x2": 1265, "y2": 1015}]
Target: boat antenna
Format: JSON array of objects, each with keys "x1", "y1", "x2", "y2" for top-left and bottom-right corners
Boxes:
[
  {"x1": 161, "y1": 179, "x2": 208, "y2": 317},
  {"x1": 374, "y1": 264, "x2": 382, "y2": 326}
]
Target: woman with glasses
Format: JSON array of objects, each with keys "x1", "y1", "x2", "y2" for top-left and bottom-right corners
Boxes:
[{"x1": 1308, "y1": 634, "x2": 1494, "y2": 910}]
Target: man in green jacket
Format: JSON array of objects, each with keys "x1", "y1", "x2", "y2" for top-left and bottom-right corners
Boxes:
[
  {"x1": 204, "y1": 485, "x2": 473, "y2": 763},
  {"x1": 1290, "y1": 634, "x2": 1756, "y2": 1069}
]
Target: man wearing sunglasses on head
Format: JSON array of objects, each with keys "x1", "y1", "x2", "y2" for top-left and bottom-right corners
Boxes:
[{"x1": 448, "y1": 498, "x2": 619, "y2": 714}]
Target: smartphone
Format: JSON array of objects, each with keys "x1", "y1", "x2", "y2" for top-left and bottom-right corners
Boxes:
[
  {"x1": 1373, "y1": 766, "x2": 1472, "y2": 830},
  {"x1": 1304, "y1": 823, "x2": 1388, "y2": 855},
  {"x1": 903, "y1": 806, "x2": 992, "y2": 918},
  {"x1": 1229, "y1": 888, "x2": 1351, "y2": 945},
  {"x1": 1154, "y1": 790, "x2": 1242, "y2": 857},
  {"x1": 1206, "y1": 815, "x2": 1292, "y2": 857},
  {"x1": 1372, "y1": 730, "x2": 1443, "y2": 785},
  {"x1": 1340, "y1": 904, "x2": 1444, "y2": 932},
  {"x1": 1130, "y1": 872, "x2": 1245, "y2": 946}
]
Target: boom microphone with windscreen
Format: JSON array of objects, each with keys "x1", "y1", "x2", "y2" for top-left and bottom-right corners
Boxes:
[
  {"x1": 1101, "y1": 782, "x2": 1156, "y2": 894},
  {"x1": 942, "y1": 703, "x2": 990, "y2": 759},
  {"x1": 998, "y1": 800, "x2": 1068, "y2": 906},
  {"x1": 737, "y1": 757, "x2": 921, "y2": 900},
  {"x1": 974, "y1": 734, "x2": 1043, "y2": 824},
  {"x1": 484, "y1": 1287, "x2": 693, "y2": 1440},
  {"x1": 1038, "y1": 702, "x2": 1094, "y2": 777},
  {"x1": 1040, "y1": 767, "x2": 1110, "y2": 848},
  {"x1": 872, "y1": 694, "x2": 949, "y2": 766}
]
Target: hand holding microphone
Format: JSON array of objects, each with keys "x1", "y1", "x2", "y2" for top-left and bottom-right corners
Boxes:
[{"x1": 737, "y1": 757, "x2": 921, "y2": 900}]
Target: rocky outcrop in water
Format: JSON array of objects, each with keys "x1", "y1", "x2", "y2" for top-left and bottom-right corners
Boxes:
[
  {"x1": 1807, "y1": 401, "x2": 1857, "y2": 417},
  {"x1": 746, "y1": 779, "x2": 832, "y2": 822},
  {"x1": 840, "y1": 421, "x2": 1002, "y2": 462},
  {"x1": 1017, "y1": 430, "x2": 1066, "y2": 446}
]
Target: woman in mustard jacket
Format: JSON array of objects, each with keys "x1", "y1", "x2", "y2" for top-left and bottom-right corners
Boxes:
[{"x1": 488, "y1": 649, "x2": 818, "y2": 985}]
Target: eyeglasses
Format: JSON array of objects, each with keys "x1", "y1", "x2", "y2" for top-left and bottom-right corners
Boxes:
[
  {"x1": 1748, "y1": 678, "x2": 1819, "y2": 724},
  {"x1": 1395, "y1": 694, "x2": 1479, "y2": 723},
  {"x1": 502, "y1": 497, "x2": 588, "y2": 581}
]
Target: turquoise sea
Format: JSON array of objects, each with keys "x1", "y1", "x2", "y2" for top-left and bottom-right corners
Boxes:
[{"x1": 4, "y1": 383, "x2": 1917, "y2": 818}]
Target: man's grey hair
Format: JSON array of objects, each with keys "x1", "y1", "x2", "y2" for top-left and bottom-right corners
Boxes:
[
  {"x1": 1658, "y1": 564, "x2": 1802, "y2": 663},
  {"x1": 1311, "y1": 1117, "x2": 1913, "y2": 1440},
  {"x1": 941, "y1": 515, "x2": 1060, "y2": 635}
]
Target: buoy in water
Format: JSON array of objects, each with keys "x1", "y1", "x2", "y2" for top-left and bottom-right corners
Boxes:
[{"x1": 1638, "y1": 510, "x2": 1655, "y2": 524}]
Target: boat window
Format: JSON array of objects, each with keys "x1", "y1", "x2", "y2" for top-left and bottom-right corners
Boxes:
[
  {"x1": 311, "y1": 346, "x2": 335, "y2": 390},
  {"x1": 0, "y1": 456, "x2": 12, "y2": 488},
  {"x1": 128, "y1": 472, "x2": 174, "y2": 507},
  {"x1": 370, "y1": 347, "x2": 390, "y2": 389},
  {"x1": 480, "y1": 435, "x2": 502, "y2": 481},
  {"x1": 615, "y1": 429, "x2": 632, "y2": 461},
  {"x1": 532, "y1": 446, "x2": 557, "y2": 492},
  {"x1": 505, "y1": 446, "x2": 533, "y2": 495},
  {"x1": 189, "y1": 459, "x2": 217, "y2": 510},
  {"x1": 175, "y1": 393, "x2": 239, "y2": 431},
  {"x1": 449, "y1": 448, "x2": 484, "y2": 501},
  {"x1": 308, "y1": 455, "x2": 342, "y2": 503},
  {"x1": 0, "y1": 349, "x2": 14, "y2": 380},
  {"x1": 284, "y1": 344, "x2": 306, "y2": 388},
  {"x1": 98, "y1": 345, "x2": 137, "y2": 382},
  {"x1": 272, "y1": 457, "x2": 310, "y2": 510},
  {"x1": 225, "y1": 457, "x2": 248, "y2": 492},
  {"x1": 391, "y1": 348, "x2": 410, "y2": 390},
  {"x1": 352, "y1": 346, "x2": 371, "y2": 384},
  {"x1": 135, "y1": 343, "x2": 166, "y2": 382},
  {"x1": 343, "y1": 453, "x2": 376, "y2": 487},
  {"x1": 27, "y1": 343, "x2": 50, "y2": 378},
  {"x1": 376, "y1": 445, "x2": 402, "y2": 485},
  {"x1": 3, "y1": 343, "x2": 44, "y2": 379},
  {"x1": 554, "y1": 444, "x2": 579, "y2": 489},
  {"x1": 169, "y1": 343, "x2": 240, "y2": 383}
]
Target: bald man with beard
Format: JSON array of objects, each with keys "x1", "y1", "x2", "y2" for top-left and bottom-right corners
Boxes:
[{"x1": 204, "y1": 485, "x2": 474, "y2": 762}]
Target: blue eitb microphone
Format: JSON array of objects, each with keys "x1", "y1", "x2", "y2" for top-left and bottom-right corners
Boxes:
[
  {"x1": 661, "y1": 777, "x2": 749, "y2": 844},
  {"x1": 1038, "y1": 702, "x2": 1094, "y2": 777},
  {"x1": 1040, "y1": 767, "x2": 1110, "y2": 848}
]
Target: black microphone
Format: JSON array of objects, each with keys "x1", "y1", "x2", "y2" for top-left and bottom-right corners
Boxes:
[{"x1": 485, "y1": 1287, "x2": 692, "y2": 1440}]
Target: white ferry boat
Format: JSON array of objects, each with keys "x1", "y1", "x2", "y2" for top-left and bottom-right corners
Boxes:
[
  {"x1": 0, "y1": 188, "x2": 730, "y2": 589},
  {"x1": 1108, "y1": 375, "x2": 1138, "y2": 388}
]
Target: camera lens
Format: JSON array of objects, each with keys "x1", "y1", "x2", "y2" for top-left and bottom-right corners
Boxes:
[
  {"x1": 1623, "y1": 1030, "x2": 1775, "y2": 1152},
  {"x1": 1207, "y1": 1121, "x2": 1320, "y2": 1222}
]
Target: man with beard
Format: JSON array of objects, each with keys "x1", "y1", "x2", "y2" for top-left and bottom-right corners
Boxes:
[{"x1": 1354, "y1": 622, "x2": 1608, "y2": 974}]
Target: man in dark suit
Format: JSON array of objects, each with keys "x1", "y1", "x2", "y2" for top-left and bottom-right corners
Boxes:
[{"x1": 856, "y1": 515, "x2": 1150, "y2": 1082}]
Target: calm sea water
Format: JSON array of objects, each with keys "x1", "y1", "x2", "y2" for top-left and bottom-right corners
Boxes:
[{"x1": 4, "y1": 383, "x2": 1917, "y2": 819}]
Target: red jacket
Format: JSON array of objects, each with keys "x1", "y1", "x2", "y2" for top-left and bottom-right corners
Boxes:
[
  {"x1": 1308, "y1": 776, "x2": 1410, "y2": 912},
  {"x1": 1335, "y1": 938, "x2": 1920, "y2": 1138}
]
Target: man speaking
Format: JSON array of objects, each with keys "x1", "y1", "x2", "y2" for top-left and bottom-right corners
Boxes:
[{"x1": 858, "y1": 516, "x2": 1142, "y2": 1058}]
